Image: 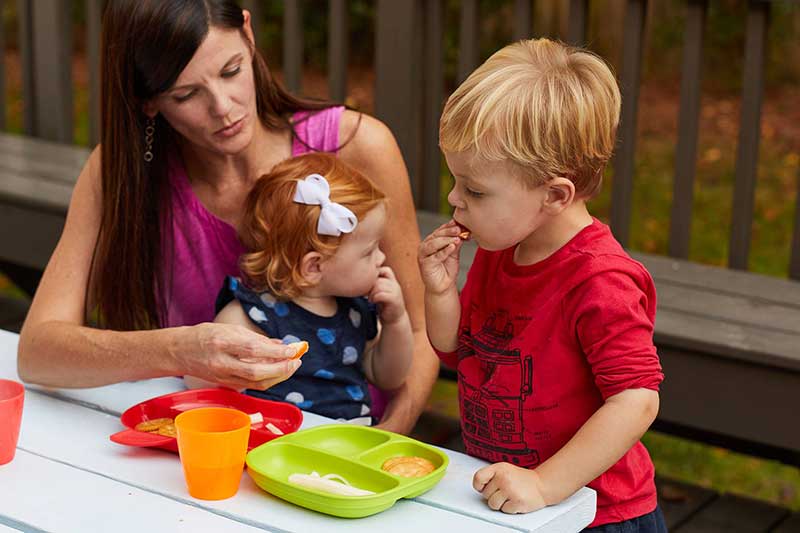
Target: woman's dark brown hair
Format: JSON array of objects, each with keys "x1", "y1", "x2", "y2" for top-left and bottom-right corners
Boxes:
[{"x1": 93, "y1": 0, "x2": 336, "y2": 330}]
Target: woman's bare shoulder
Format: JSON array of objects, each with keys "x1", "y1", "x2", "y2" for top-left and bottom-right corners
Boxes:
[{"x1": 338, "y1": 110, "x2": 399, "y2": 164}]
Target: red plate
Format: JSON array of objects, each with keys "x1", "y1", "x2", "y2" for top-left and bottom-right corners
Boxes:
[{"x1": 110, "y1": 388, "x2": 303, "y2": 453}]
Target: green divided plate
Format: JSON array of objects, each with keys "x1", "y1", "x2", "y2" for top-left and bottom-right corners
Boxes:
[{"x1": 246, "y1": 424, "x2": 449, "y2": 518}]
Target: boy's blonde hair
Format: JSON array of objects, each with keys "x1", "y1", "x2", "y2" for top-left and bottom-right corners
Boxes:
[
  {"x1": 439, "y1": 38, "x2": 620, "y2": 198},
  {"x1": 239, "y1": 153, "x2": 386, "y2": 300}
]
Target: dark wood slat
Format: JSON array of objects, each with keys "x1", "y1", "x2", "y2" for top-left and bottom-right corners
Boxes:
[
  {"x1": 0, "y1": 0, "x2": 5, "y2": 130},
  {"x1": 86, "y1": 0, "x2": 102, "y2": 147},
  {"x1": 729, "y1": 1, "x2": 769, "y2": 271},
  {"x1": 0, "y1": 202, "x2": 66, "y2": 270},
  {"x1": 610, "y1": 0, "x2": 647, "y2": 247},
  {"x1": 0, "y1": 133, "x2": 88, "y2": 213},
  {"x1": 16, "y1": 0, "x2": 35, "y2": 135},
  {"x1": 656, "y1": 345, "x2": 800, "y2": 464},
  {"x1": 567, "y1": 0, "x2": 589, "y2": 46},
  {"x1": 790, "y1": 168, "x2": 800, "y2": 280},
  {"x1": 657, "y1": 283, "x2": 800, "y2": 336},
  {"x1": 421, "y1": 0, "x2": 443, "y2": 212},
  {"x1": 669, "y1": 0, "x2": 707, "y2": 259},
  {"x1": 675, "y1": 493, "x2": 789, "y2": 532},
  {"x1": 656, "y1": 477, "x2": 717, "y2": 531},
  {"x1": 655, "y1": 306, "x2": 800, "y2": 371},
  {"x1": 0, "y1": 294, "x2": 30, "y2": 331},
  {"x1": 31, "y1": 0, "x2": 73, "y2": 142},
  {"x1": 512, "y1": 0, "x2": 532, "y2": 41},
  {"x1": 0, "y1": 170, "x2": 75, "y2": 214},
  {"x1": 282, "y1": 0, "x2": 303, "y2": 93},
  {"x1": 632, "y1": 251, "x2": 800, "y2": 307},
  {"x1": 327, "y1": 0, "x2": 348, "y2": 102},
  {"x1": 457, "y1": 0, "x2": 479, "y2": 84},
  {"x1": 772, "y1": 512, "x2": 800, "y2": 533},
  {"x1": 375, "y1": 1, "x2": 420, "y2": 203},
  {"x1": 0, "y1": 132, "x2": 90, "y2": 182}
]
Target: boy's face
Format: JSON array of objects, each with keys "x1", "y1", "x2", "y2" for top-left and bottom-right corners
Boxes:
[
  {"x1": 319, "y1": 204, "x2": 387, "y2": 297},
  {"x1": 444, "y1": 150, "x2": 549, "y2": 251}
]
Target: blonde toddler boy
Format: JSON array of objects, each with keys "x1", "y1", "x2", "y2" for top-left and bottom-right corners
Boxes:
[{"x1": 419, "y1": 39, "x2": 665, "y2": 531}]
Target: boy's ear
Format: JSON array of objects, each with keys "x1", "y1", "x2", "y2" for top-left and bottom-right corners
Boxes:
[
  {"x1": 542, "y1": 178, "x2": 576, "y2": 214},
  {"x1": 299, "y1": 251, "x2": 324, "y2": 285}
]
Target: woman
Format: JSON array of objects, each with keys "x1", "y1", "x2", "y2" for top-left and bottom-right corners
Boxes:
[{"x1": 17, "y1": 0, "x2": 438, "y2": 434}]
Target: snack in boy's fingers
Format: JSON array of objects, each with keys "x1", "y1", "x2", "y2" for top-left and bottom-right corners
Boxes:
[
  {"x1": 134, "y1": 417, "x2": 174, "y2": 433},
  {"x1": 381, "y1": 456, "x2": 435, "y2": 478}
]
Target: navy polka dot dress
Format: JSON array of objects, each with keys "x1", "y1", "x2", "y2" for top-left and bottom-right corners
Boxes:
[{"x1": 216, "y1": 276, "x2": 378, "y2": 422}]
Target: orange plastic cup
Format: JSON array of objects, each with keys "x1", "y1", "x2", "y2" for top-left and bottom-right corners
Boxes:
[
  {"x1": 175, "y1": 407, "x2": 251, "y2": 500},
  {"x1": 0, "y1": 379, "x2": 24, "y2": 465}
]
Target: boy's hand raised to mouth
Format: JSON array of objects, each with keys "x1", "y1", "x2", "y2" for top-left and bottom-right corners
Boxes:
[{"x1": 418, "y1": 219, "x2": 464, "y2": 296}]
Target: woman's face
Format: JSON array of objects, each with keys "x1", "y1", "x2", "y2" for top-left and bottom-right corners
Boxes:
[{"x1": 149, "y1": 26, "x2": 258, "y2": 156}]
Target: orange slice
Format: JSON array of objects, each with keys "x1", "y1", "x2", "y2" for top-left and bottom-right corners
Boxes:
[{"x1": 290, "y1": 341, "x2": 309, "y2": 360}]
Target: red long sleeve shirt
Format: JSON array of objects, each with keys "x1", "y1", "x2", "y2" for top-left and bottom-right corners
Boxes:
[{"x1": 436, "y1": 219, "x2": 664, "y2": 527}]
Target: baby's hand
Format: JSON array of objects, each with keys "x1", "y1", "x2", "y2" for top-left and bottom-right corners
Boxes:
[
  {"x1": 369, "y1": 266, "x2": 407, "y2": 325},
  {"x1": 418, "y1": 220, "x2": 463, "y2": 295},
  {"x1": 473, "y1": 462, "x2": 547, "y2": 514}
]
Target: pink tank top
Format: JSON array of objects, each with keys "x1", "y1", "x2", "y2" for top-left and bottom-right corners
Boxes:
[{"x1": 162, "y1": 106, "x2": 345, "y2": 327}]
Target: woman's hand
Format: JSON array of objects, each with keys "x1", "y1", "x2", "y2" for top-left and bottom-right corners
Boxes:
[
  {"x1": 418, "y1": 220, "x2": 463, "y2": 296},
  {"x1": 176, "y1": 323, "x2": 302, "y2": 391}
]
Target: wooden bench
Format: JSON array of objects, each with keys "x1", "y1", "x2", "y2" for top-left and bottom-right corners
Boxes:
[{"x1": 0, "y1": 133, "x2": 88, "y2": 298}]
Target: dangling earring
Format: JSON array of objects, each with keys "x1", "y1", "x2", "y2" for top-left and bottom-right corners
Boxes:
[{"x1": 143, "y1": 117, "x2": 155, "y2": 162}]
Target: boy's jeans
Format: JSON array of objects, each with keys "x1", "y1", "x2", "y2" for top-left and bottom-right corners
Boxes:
[{"x1": 583, "y1": 506, "x2": 668, "y2": 533}]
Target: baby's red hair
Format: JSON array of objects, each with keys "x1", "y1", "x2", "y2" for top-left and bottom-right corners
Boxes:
[{"x1": 239, "y1": 152, "x2": 386, "y2": 300}]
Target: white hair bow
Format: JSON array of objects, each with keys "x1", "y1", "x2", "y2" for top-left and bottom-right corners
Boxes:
[{"x1": 293, "y1": 173, "x2": 358, "y2": 236}]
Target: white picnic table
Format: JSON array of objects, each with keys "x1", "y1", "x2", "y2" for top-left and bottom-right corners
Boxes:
[{"x1": 0, "y1": 329, "x2": 595, "y2": 532}]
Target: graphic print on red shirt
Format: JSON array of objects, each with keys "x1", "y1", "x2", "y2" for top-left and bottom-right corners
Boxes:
[{"x1": 458, "y1": 310, "x2": 539, "y2": 468}]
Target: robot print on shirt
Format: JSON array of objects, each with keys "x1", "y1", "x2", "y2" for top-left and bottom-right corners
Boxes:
[{"x1": 457, "y1": 310, "x2": 539, "y2": 467}]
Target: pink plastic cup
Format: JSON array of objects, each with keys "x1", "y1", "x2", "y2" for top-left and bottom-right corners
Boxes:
[{"x1": 0, "y1": 379, "x2": 24, "y2": 465}]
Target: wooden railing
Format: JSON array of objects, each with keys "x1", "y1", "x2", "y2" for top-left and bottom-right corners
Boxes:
[
  {"x1": 2, "y1": 1, "x2": 800, "y2": 467},
  {"x1": 2, "y1": 0, "x2": 799, "y2": 279}
]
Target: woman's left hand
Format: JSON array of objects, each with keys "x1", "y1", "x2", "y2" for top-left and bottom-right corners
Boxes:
[{"x1": 368, "y1": 266, "x2": 408, "y2": 325}]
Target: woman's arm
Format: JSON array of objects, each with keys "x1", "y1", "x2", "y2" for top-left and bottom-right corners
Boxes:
[
  {"x1": 17, "y1": 148, "x2": 298, "y2": 390},
  {"x1": 339, "y1": 111, "x2": 439, "y2": 434}
]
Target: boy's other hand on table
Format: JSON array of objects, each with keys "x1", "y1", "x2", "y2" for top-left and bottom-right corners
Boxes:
[{"x1": 473, "y1": 462, "x2": 548, "y2": 514}]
